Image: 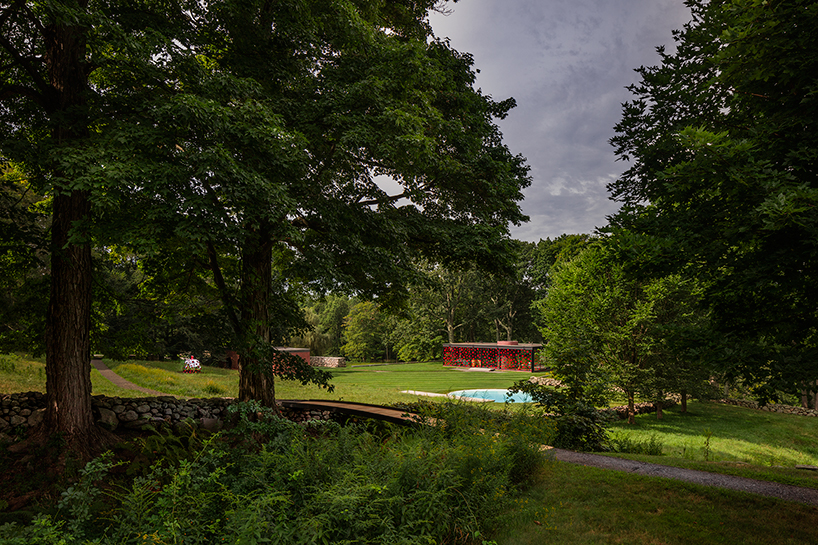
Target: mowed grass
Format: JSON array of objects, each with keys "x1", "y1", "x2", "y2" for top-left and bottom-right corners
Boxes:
[
  {"x1": 494, "y1": 461, "x2": 818, "y2": 545},
  {"x1": 4, "y1": 353, "x2": 818, "y2": 542},
  {"x1": 71, "y1": 359, "x2": 818, "y2": 487},
  {"x1": 0, "y1": 353, "x2": 135, "y2": 397},
  {"x1": 4, "y1": 354, "x2": 818, "y2": 488},
  {"x1": 106, "y1": 359, "x2": 537, "y2": 405},
  {"x1": 606, "y1": 401, "x2": 818, "y2": 490},
  {"x1": 3, "y1": 356, "x2": 535, "y2": 403}
]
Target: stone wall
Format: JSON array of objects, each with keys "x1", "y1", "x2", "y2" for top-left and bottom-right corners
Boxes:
[
  {"x1": 311, "y1": 356, "x2": 346, "y2": 368},
  {"x1": 0, "y1": 392, "x2": 333, "y2": 440},
  {"x1": 718, "y1": 398, "x2": 818, "y2": 417}
]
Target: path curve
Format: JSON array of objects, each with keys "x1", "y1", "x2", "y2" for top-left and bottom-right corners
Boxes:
[
  {"x1": 91, "y1": 358, "x2": 166, "y2": 396},
  {"x1": 550, "y1": 448, "x2": 818, "y2": 507}
]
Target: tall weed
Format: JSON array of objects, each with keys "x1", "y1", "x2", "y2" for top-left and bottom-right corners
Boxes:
[
  {"x1": 610, "y1": 432, "x2": 664, "y2": 455},
  {"x1": 0, "y1": 354, "x2": 18, "y2": 373}
]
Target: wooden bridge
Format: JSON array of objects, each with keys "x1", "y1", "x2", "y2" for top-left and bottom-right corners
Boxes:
[{"x1": 279, "y1": 400, "x2": 429, "y2": 426}]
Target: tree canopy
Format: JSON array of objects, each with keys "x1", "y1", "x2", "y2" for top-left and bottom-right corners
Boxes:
[
  {"x1": 1, "y1": 0, "x2": 531, "y2": 446},
  {"x1": 608, "y1": 0, "x2": 818, "y2": 400},
  {"x1": 533, "y1": 242, "x2": 711, "y2": 423}
]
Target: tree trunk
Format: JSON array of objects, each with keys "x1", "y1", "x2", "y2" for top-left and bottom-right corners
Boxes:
[
  {"x1": 813, "y1": 380, "x2": 818, "y2": 411},
  {"x1": 44, "y1": 191, "x2": 95, "y2": 442},
  {"x1": 237, "y1": 226, "x2": 277, "y2": 407},
  {"x1": 681, "y1": 389, "x2": 688, "y2": 413},
  {"x1": 655, "y1": 397, "x2": 663, "y2": 420},
  {"x1": 627, "y1": 388, "x2": 635, "y2": 425},
  {"x1": 40, "y1": 6, "x2": 99, "y2": 453}
]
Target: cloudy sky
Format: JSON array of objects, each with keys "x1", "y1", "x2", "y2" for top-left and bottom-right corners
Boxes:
[{"x1": 427, "y1": 0, "x2": 693, "y2": 242}]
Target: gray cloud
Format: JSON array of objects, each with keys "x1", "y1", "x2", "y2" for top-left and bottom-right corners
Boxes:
[{"x1": 430, "y1": 0, "x2": 692, "y2": 241}]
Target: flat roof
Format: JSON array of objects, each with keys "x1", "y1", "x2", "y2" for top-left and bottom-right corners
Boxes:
[{"x1": 442, "y1": 343, "x2": 542, "y2": 349}]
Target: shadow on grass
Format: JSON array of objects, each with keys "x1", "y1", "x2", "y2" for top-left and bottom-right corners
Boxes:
[{"x1": 607, "y1": 401, "x2": 818, "y2": 467}]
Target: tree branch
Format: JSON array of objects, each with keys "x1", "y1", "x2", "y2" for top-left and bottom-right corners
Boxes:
[
  {"x1": 0, "y1": 0, "x2": 25, "y2": 29},
  {"x1": 356, "y1": 191, "x2": 407, "y2": 207},
  {"x1": 0, "y1": 2, "x2": 52, "y2": 103},
  {"x1": 206, "y1": 241, "x2": 243, "y2": 336},
  {"x1": 0, "y1": 82, "x2": 46, "y2": 108}
]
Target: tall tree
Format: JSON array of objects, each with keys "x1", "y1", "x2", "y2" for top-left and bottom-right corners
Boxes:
[
  {"x1": 609, "y1": 0, "x2": 818, "y2": 401},
  {"x1": 528, "y1": 234, "x2": 593, "y2": 296},
  {"x1": 342, "y1": 300, "x2": 386, "y2": 363},
  {"x1": 0, "y1": 162, "x2": 49, "y2": 354},
  {"x1": 484, "y1": 240, "x2": 540, "y2": 343},
  {"x1": 0, "y1": 0, "x2": 195, "y2": 450},
  {"x1": 103, "y1": 0, "x2": 530, "y2": 406},
  {"x1": 534, "y1": 243, "x2": 709, "y2": 423}
]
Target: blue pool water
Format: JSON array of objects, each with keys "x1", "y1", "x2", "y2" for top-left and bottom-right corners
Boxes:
[{"x1": 447, "y1": 389, "x2": 534, "y2": 403}]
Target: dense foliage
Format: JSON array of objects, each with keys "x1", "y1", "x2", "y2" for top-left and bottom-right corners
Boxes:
[
  {"x1": 608, "y1": 0, "x2": 818, "y2": 401},
  {"x1": 0, "y1": 0, "x2": 532, "y2": 444},
  {"x1": 531, "y1": 242, "x2": 713, "y2": 423},
  {"x1": 0, "y1": 402, "x2": 553, "y2": 544}
]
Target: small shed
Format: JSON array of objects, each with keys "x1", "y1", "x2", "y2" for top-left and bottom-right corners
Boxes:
[
  {"x1": 275, "y1": 347, "x2": 311, "y2": 363},
  {"x1": 442, "y1": 341, "x2": 544, "y2": 372}
]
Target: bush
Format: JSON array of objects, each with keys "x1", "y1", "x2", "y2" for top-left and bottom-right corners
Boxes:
[{"x1": 508, "y1": 379, "x2": 611, "y2": 451}]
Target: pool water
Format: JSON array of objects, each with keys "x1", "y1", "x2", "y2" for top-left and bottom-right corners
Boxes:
[{"x1": 447, "y1": 389, "x2": 534, "y2": 403}]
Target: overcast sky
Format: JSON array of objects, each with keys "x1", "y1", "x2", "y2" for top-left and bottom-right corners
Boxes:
[{"x1": 428, "y1": 0, "x2": 693, "y2": 242}]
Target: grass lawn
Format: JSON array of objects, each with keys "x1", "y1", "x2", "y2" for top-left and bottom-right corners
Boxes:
[
  {"x1": 605, "y1": 401, "x2": 818, "y2": 490},
  {"x1": 105, "y1": 359, "x2": 537, "y2": 405},
  {"x1": 0, "y1": 354, "x2": 135, "y2": 397},
  {"x1": 494, "y1": 461, "x2": 818, "y2": 545}
]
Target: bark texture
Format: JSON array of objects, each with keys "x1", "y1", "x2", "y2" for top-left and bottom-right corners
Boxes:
[
  {"x1": 237, "y1": 226, "x2": 277, "y2": 407},
  {"x1": 41, "y1": 8, "x2": 97, "y2": 447}
]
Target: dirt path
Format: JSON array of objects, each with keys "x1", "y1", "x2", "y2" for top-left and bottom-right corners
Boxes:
[
  {"x1": 550, "y1": 447, "x2": 818, "y2": 507},
  {"x1": 91, "y1": 358, "x2": 166, "y2": 396}
]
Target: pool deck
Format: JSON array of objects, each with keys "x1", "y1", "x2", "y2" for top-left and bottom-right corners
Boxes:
[{"x1": 401, "y1": 390, "x2": 494, "y2": 403}]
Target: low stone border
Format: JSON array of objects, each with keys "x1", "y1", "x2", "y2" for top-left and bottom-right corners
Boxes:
[
  {"x1": 310, "y1": 356, "x2": 346, "y2": 368},
  {"x1": 600, "y1": 399, "x2": 678, "y2": 420},
  {"x1": 528, "y1": 376, "x2": 818, "y2": 419},
  {"x1": 717, "y1": 398, "x2": 818, "y2": 417},
  {"x1": 0, "y1": 392, "x2": 333, "y2": 440}
]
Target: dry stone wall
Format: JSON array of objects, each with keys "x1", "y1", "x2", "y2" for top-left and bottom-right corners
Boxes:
[
  {"x1": 718, "y1": 398, "x2": 818, "y2": 417},
  {"x1": 527, "y1": 376, "x2": 818, "y2": 419},
  {"x1": 311, "y1": 356, "x2": 346, "y2": 368},
  {"x1": 0, "y1": 392, "x2": 333, "y2": 441}
]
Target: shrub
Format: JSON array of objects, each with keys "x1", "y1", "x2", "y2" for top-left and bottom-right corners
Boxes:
[{"x1": 508, "y1": 379, "x2": 611, "y2": 451}]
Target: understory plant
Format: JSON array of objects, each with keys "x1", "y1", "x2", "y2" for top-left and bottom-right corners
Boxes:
[
  {"x1": 0, "y1": 401, "x2": 554, "y2": 544},
  {"x1": 508, "y1": 379, "x2": 611, "y2": 451}
]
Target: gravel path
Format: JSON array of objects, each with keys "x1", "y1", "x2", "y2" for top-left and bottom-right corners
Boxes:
[
  {"x1": 91, "y1": 359, "x2": 166, "y2": 396},
  {"x1": 550, "y1": 447, "x2": 818, "y2": 506}
]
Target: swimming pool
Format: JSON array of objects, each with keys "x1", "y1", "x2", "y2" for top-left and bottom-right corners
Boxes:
[{"x1": 447, "y1": 389, "x2": 534, "y2": 403}]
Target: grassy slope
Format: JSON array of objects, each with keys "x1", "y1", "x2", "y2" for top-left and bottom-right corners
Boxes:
[
  {"x1": 609, "y1": 402, "x2": 818, "y2": 466},
  {"x1": 606, "y1": 401, "x2": 818, "y2": 491}
]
